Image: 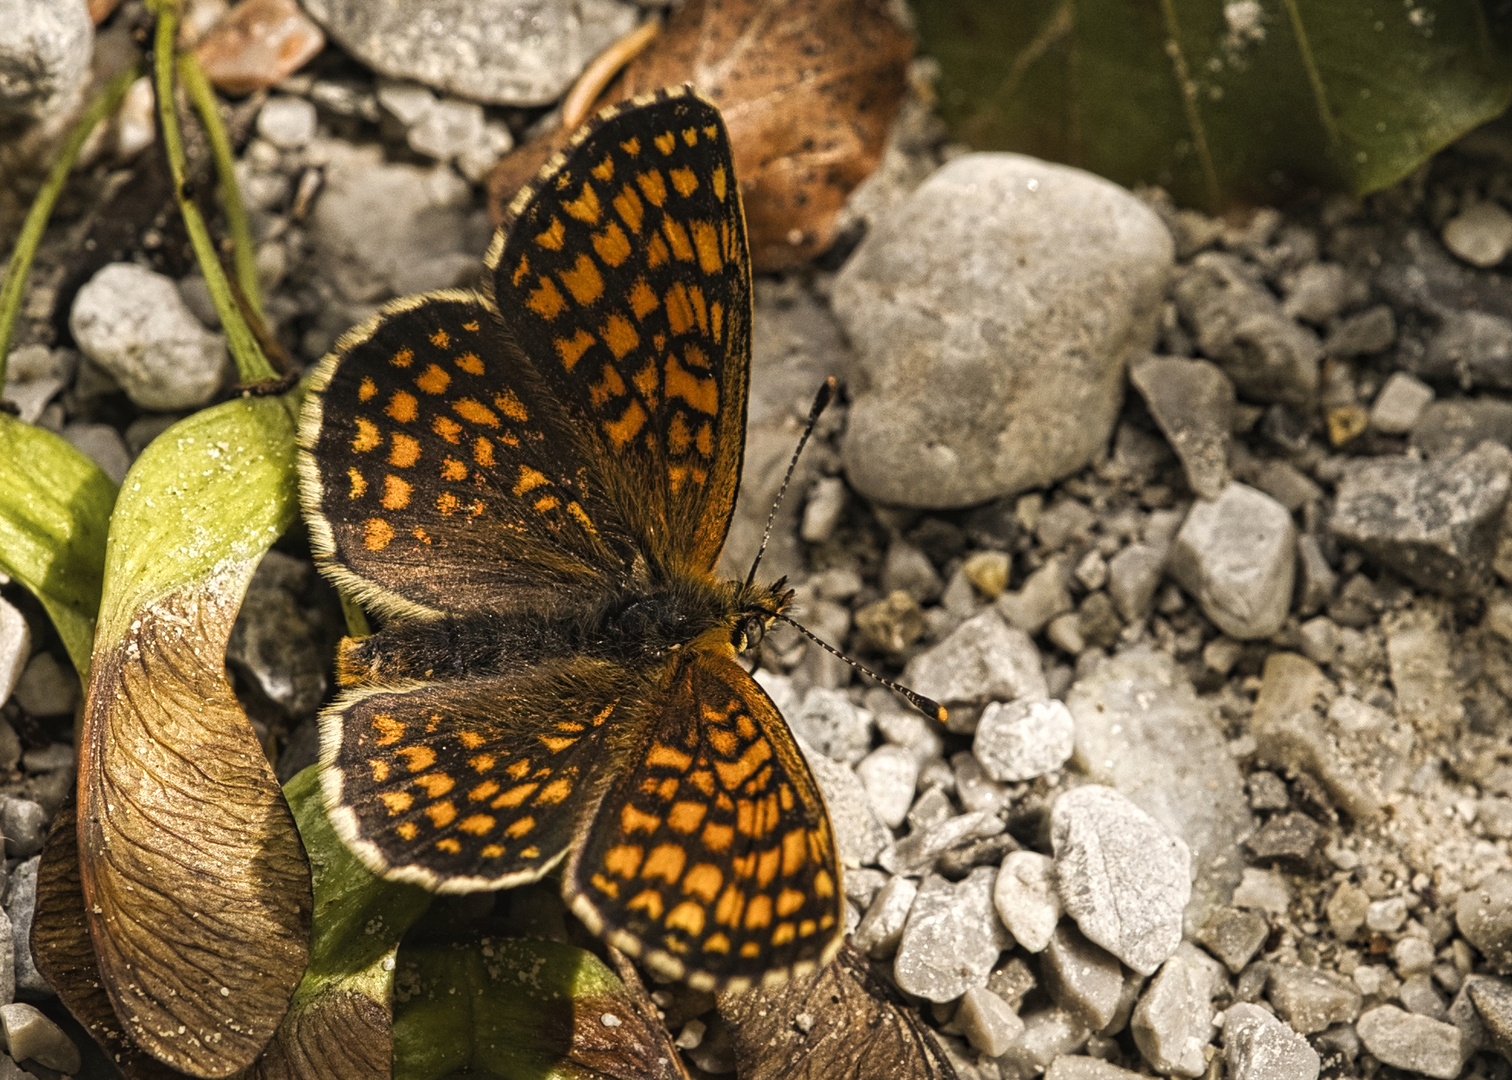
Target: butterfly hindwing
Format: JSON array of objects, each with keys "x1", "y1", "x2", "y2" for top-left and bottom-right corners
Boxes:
[
  {"x1": 485, "y1": 87, "x2": 752, "y2": 576},
  {"x1": 566, "y1": 652, "x2": 844, "y2": 990}
]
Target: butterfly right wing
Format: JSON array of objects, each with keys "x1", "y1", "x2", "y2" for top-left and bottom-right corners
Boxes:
[{"x1": 299, "y1": 290, "x2": 632, "y2": 621}]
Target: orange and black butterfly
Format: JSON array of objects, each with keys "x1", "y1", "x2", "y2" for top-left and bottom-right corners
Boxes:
[{"x1": 297, "y1": 88, "x2": 843, "y2": 990}]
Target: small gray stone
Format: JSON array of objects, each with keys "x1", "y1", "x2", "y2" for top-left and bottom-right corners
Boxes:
[
  {"x1": 883, "y1": 809, "x2": 1005, "y2": 877},
  {"x1": 800, "y1": 476, "x2": 847, "y2": 543},
  {"x1": 1131, "y1": 943, "x2": 1223, "y2": 1077},
  {"x1": 12, "y1": 653, "x2": 75, "y2": 718},
  {"x1": 1130, "y1": 356, "x2": 1234, "y2": 499},
  {"x1": 950, "y1": 752, "x2": 1010, "y2": 815},
  {"x1": 1264, "y1": 965, "x2": 1360, "y2": 1034},
  {"x1": 0, "y1": 600, "x2": 28, "y2": 706},
  {"x1": 256, "y1": 94, "x2": 317, "y2": 147},
  {"x1": 882, "y1": 541, "x2": 944, "y2": 603},
  {"x1": 5, "y1": 858, "x2": 43, "y2": 996},
  {"x1": 852, "y1": 875, "x2": 917, "y2": 959},
  {"x1": 1443, "y1": 201, "x2": 1512, "y2": 268},
  {"x1": 994, "y1": 850, "x2": 1061, "y2": 953},
  {"x1": 1412, "y1": 397, "x2": 1512, "y2": 458},
  {"x1": 1366, "y1": 895, "x2": 1408, "y2": 934},
  {"x1": 795, "y1": 736, "x2": 889, "y2": 869},
  {"x1": 1399, "y1": 972, "x2": 1447, "y2": 1019},
  {"x1": 903, "y1": 609, "x2": 1048, "y2": 712},
  {"x1": 1458, "y1": 871, "x2": 1512, "y2": 974},
  {"x1": 997, "y1": 1007, "x2": 1092, "y2": 1080},
  {"x1": 1280, "y1": 262, "x2": 1360, "y2": 325},
  {"x1": 1106, "y1": 543, "x2": 1165, "y2": 623},
  {"x1": 61, "y1": 422, "x2": 132, "y2": 485},
  {"x1": 893, "y1": 870, "x2": 1009, "y2": 1003},
  {"x1": 0, "y1": 0, "x2": 91, "y2": 126},
  {"x1": 907, "y1": 786, "x2": 955, "y2": 832},
  {"x1": 1325, "y1": 881, "x2": 1370, "y2": 941},
  {"x1": 1, "y1": 345, "x2": 70, "y2": 423},
  {"x1": 1421, "y1": 310, "x2": 1512, "y2": 390},
  {"x1": 957, "y1": 986, "x2": 1025, "y2": 1058},
  {"x1": 1244, "y1": 811, "x2": 1322, "y2": 865},
  {"x1": 974, "y1": 698, "x2": 1074, "y2": 782},
  {"x1": 299, "y1": 0, "x2": 638, "y2": 106},
  {"x1": 854, "y1": 745, "x2": 918, "y2": 829},
  {"x1": 997, "y1": 557, "x2": 1075, "y2": 635},
  {"x1": 0, "y1": 799, "x2": 46, "y2": 859},
  {"x1": 0, "y1": 1003, "x2": 77, "y2": 1074},
  {"x1": 834, "y1": 153, "x2": 1172, "y2": 509},
  {"x1": 407, "y1": 96, "x2": 485, "y2": 161},
  {"x1": 0, "y1": 910, "x2": 15, "y2": 1007},
  {"x1": 1295, "y1": 534, "x2": 1337, "y2": 617},
  {"x1": 1052, "y1": 785, "x2": 1190, "y2": 975},
  {"x1": 1221, "y1": 1002, "x2": 1319, "y2": 1080},
  {"x1": 790, "y1": 688, "x2": 872, "y2": 766},
  {"x1": 1247, "y1": 771, "x2": 1290, "y2": 811},
  {"x1": 1370, "y1": 372, "x2": 1434, "y2": 435},
  {"x1": 1355, "y1": 1005, "x2": 1466, "y2": 1079},
  {"x1": 1327, "y1": 304, "x2": 1397, "y2": 358},
  {"x1": 853, "y1": 590, "x2": 925, "y2": 656},
  {"x1": 1169, "y1": 483, "x2": 1295, "y2": 640},
  {"x1": 1043, "y1": 1057, "x2": 1143, "y2": 1080},
  {"x1": 1331, "y1": 440, "x2": 1512, "y2": 594},
  {"x1": 70, "y1": 264, "x2": 228, "y2": 411},
  {"x1": 1468, "y1": 975, "x2": 1512, "y2": 1059},
  {"x1": 1197, "y1": 907, "x2": 1269, "y2": 974},
  {"x1": 1042, "y1": 923, "x2": 1125, "y2": 1031},
  {"x1": 1230, "y1": 867, "x2": 1292, "y2": 916}
]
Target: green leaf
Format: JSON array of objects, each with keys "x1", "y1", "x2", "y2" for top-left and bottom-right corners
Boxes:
[
  {"x1": 915, "y1": 0, "x2": 1512, "y2": 208},
  {"x1": 0, "y1": 414, "x2": 116, "y2": 676}
]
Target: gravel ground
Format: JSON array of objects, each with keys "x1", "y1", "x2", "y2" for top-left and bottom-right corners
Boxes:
[{"x1": 8, "y1": 2, "x2": 1512, "y2": 1078}]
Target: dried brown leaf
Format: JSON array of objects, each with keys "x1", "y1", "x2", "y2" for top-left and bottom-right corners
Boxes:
[
  {"x1": 79, "y1": 578, "x2": 312, "y2": 1078},
  {"x1": 717, "y1": 945, "x2": 959, "y2": 1080},
  {"x1": 488, "y1": 0, "x2": 910, "y2": 272},
  {"x1": 247, "y1": 987, "x2": 389, "y2": 1080}
]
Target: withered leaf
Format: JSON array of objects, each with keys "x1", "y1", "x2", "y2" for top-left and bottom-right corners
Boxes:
[
  {"x1": 246, "y1": 987, "x2": 389, "y2": 1080},
  {"x1": 489, "y1": 0, "x2": 911, "y2": 272},
  {"x1": 717, "y1": 945, "x2": 959, "y2": 1080},
  {"x1": 32, "y1": 806, "x2": 190, "y2": 1080}
]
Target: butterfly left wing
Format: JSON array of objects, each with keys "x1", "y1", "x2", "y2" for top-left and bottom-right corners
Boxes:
[
  {"x1": 565, "y1": 650, "x2": 844, "y2": 991},
  {"x1": 484, "y1": 88, "x2": 751, "y2": 577}
]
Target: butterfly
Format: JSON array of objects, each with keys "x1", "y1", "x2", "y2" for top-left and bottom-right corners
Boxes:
[{"x1": 297, "y1": 87, "x2": 844, "y2": 991}]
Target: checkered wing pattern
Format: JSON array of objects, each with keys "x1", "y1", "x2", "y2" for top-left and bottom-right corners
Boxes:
[
  {"x1": 485, "y1": 87, "x2": 751, "y2": 577},
  {"x1": 566, "y1": 653, "x2": 843, "y2": 991}
]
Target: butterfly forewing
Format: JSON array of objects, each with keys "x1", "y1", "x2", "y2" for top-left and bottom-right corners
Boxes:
[
  {"x1": 567, "y1": 653, "x2": 844, "y2": 990},
  {"x1": 486, "y1": 89, "x2": 751, "y2": 576}
]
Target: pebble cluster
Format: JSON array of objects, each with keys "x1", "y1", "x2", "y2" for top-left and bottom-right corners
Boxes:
[{"x1": 7, "y1": 1, "x2": 1512, "y2": 1079}]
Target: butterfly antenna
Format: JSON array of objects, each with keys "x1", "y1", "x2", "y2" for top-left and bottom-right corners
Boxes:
[
  {"x1": 744, "y1": 377, "x2": 837, "y2": 591},
  {"x1": 772, "y1": 613, "x2": 947, "y2": 724}
]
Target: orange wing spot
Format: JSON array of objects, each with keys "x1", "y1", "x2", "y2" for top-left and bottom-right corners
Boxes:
[
  {"x1": 684, "y1": 343, "x2": 710, "y2": 372},
  {"x1": 687, "y1": 284, "x2": 709, "y2": 334},
  {"x1": 633, "y1": 358, "x2": 659, "y2": 402},
  {"x1": 564, "y1": 181, "x2": 601, "y2": 223},
  {"x1": 715, "y1": 885, "x2": 745, "y2": 926},
  {"x1": 606, "y1": 844, "x2": 644, "y2": 877},
  {"x1": 387, "y1": 391, "x2": 418, "y2": 423},
  {"x1": 347, "y1": 467, "x2": 368, "y2": 498},
  {"x1": 588, "y1": 361, "x2": 626, "y2": 407},
  {"x1": 460, "y1": 732, "x2": 485, "y2": 750},
  {"x1": 382, "y1": 791, "x2": 413, "y2": 815},
  {"x1": 695, "y1": 423, "x2": 713, "y2": 458},
  {"x1": 540, "y1": 735, "x2": 576, "y2": 752},
  {"x1": 772, "y1": 923, "x2": 796, "y2": 946},
  {"x1": 603, "y1": 399, "x2": 647, "y2": 450},
  {"x1": 668, "y1": 414, "x2": 691, "y2": 454},
  {"x1": 593, "y1": 221, "x2": 632, "y2": 266},
  {"x1": 621, "y1": 136, "x2": 641, "y2": 156},
  {"x1": 364, "y1": 518, "x2": 395, "y2": 551},
  {"x1": 592, "y1": 155, "x2": 615, "y2": 181},
  {"x1": 654, "y1": 131, "x2": 676, "y2": 155},
  {"x1": 781, "y1": 828, "x2": 808, "y2": 875},
  {"x1": 688, "y1": 769, "x2": 716, "y2": 796},
  {"x1": 536, "y1": 776, "x2": 573, "y2": 804},
  {"x1": 463, "y1": 320, "x2": 480, "y2": 332},
  {"x1": 558, "y1": 253, "x2": 604, "y2": 306},
  {"x1": 602, "y1": 314, "x2": 640, "y2": 360},
  {"x1": 666, "y1": 353, "x2": 719, "y2": 415},
  {"x1": 416, "y1": 364, "x2": 451, "y2": 394},
  {"x1": 707, "y1": 728, "x2": 738, "y2": 758},
  {"x1": 456, "y1": 352, "x2": 485, "y2": 376},
  {"x1": 704, "y1": 932, "x2": 731, "y2": 954},
  {"x1": 388, "y1": 433, "x2": 420, "y2": 468},
  {"x1": 662, "y1": 217, "x2": 694, "y2": 261},
  {"x1": 668, "y1": 464, "x2": 688, "y2": 495},
  {"x1": 683, "y1": 863, "x2": 723, "y2": 903},
  {"x1": 666, "y1": 901, "x2": 705, "y2": 936},
  {"x1": 643, "y1": 843, "x2": 686, "y2": 883},
  {"x1": 778, "y1": 782, "x2": 795, "y2": 811},
  {"x1": 813, "y1": 869, "x2": 836, "y2": 899},
  {"x1": 555, "y1": 327, "x2": 596, "y2": 372},
  {"x1": 458, "y1": 814, "x2": 494, "y2": 836},
  {"x1": 637, "y1": 169, "x2": 667, "y2": 206},
  {"x1": 723, "y1": 219, "x2": 736, "y2": 259},
  {"x1": 505, "y1": 816, "x2": 535, "y2": 838},
  {"x1": 777, "y1": 888, "x2": 805, "y2": 918},
  {"x1": 799, "y1": 919, "x2": 817, "y2": 937},
  {"x1": 469, "y1": 780, "x2": 500, "y2": 801},
  {"x1": 507, "y1": 759, "x2": 532, "y2": 779},
  {"x1": 712, "y1": 164, "x2": 727, "y2": 201},
  {"x1": 702, "y1": 821, "x2": 734, "y2": 854},
  {"x1": 568, "y1": 501, "x2": 596, "y2": 534},
  {"x1": 534, "y1": 494, "x2": 560, "y2": 513},
  {"x1": 655, "y1": 777, "x2": 679, "y2": 801},
  {"x1": 493, "y1": 783, "x2": 537, "y2": 808},
  {"x1": 512, "y1": 254, "x2": 530, "y2": 286},
  {"x1": 668, "y1": 800, "x2": 706, "y2": 834},
  {"x1": 358, "y1": 376, "x2": 378, "y2": 402},
  {"x1": 513, "y1": 466, "x2": 550, "y2": 495},
  {"x1": 665, "y1": 283, "x2": 694, "y2": 335},
  {"x1": 535, "y1": 216, "x2": 566, "y2": 249},
  {"x1": 710, "y1": 301, "x2": 724, "y2": 343},
  {"x1": 473, "y1": 437, "x2": 494, "y2": 467},
  {"x1": 756, "y1": 846, "x2": 781, "y2": 887},
  {"x1": 351, "y1": 418, "x2": 381, "y2": 453},
  {"x1": 591, "y1": 873, "x2": 620, "y2": 897},
  {"x1": 528, "y1": 276, "x2": 567, "y2": 319},
  {"x1": 370, "y1": 759, "x2": 390, "y2": 782},
  {"x1": 482, "y1": 844, "x2": 506, "y2": 859},
  {"x1": 493, "y1": 389, "x2": 528, "y2": 422},
  {"x1": 454, "y1": 398, "x2": 499, "y2": 427},
  {"x1": 382, "y1": 474, "x2": 412, "y2": 510},
  {"x1": 397, "y1": 746, "x2": 436, "y2": 772},
  {"x1": 416, "y1": 773, "x2": 455, "y2": 798},
  {"x1": 429, "y1": 328, "x2": 450, "y2": 349},
  {"x1": 682, "y1": 126, "x2": 698, "y2": 146},
  {"x1": 436, "y1": 491, "x2": 460, "y2": 515},
  {"x1": 433, "y1": 416, "x2": 462, "y2": 443},
  {"x1": 647, "y1": 232, "x2": 670, "y2": 268},
  {"x1": 744, "y1": 894, "x2": 773, "y2": 930},
  {"x1": 670, "y1": 166, "x2": 698, "y2": 197},
  {"x1": 614, "y1": 185, "x2": 644, "y2": 232},
  {"x1": 396, "y1": 822, "x2": 419, "y2": 841},
  {"x1": 392, "y1": 347, "x2": 414, "y2": 368},
  {"x1": 426, "y1": 801, "x2": 457, "y2": 828},
  {"x1": 373, "y1": 713, "x2": 404, "y2": 745},
  {"x1": 622, "y1": 804, "x2": 661, "y2": 834},
  {"x1": 629, "y1": 278, "x2": 658, "y2": 319},
  {"x1": 628, "y1": 889, "x2": 664, "y2": 920}
]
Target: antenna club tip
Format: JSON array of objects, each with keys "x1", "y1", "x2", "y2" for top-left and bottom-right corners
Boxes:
[{"x1": 932, "y1": 703, "x2": 948, "y2": 725}]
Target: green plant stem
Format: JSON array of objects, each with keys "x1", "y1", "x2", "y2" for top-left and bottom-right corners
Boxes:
[
  {"x1": 152, "y1": 4, "x2": 275, "y2": 384},
  {"x1": 178, "y1": 50, "x2": 264, "y2": 322},
  {"x1": 0, "y1": 63, "x2": 142, "y2": 384}
]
